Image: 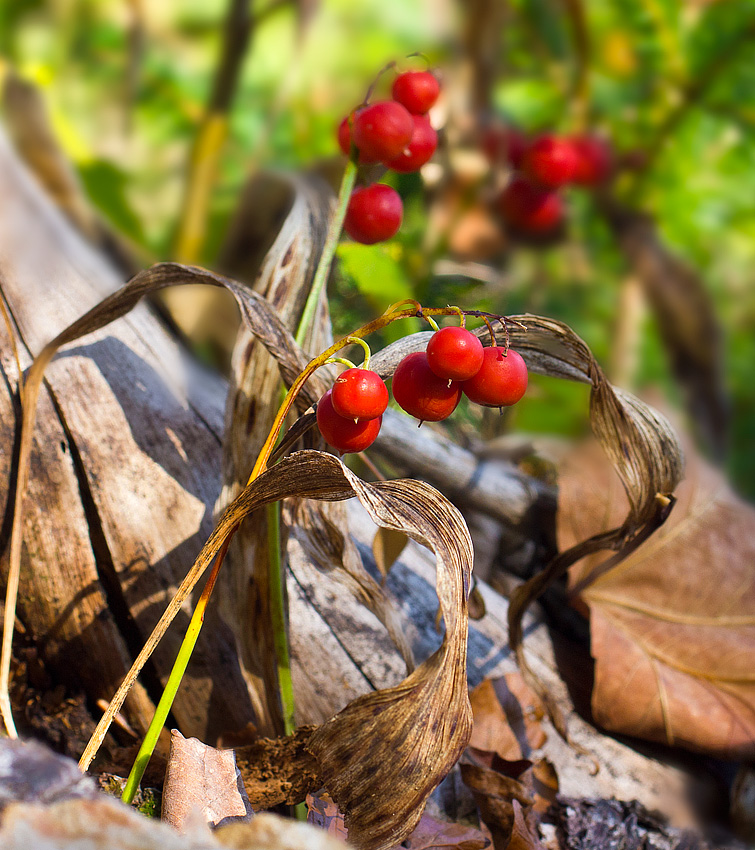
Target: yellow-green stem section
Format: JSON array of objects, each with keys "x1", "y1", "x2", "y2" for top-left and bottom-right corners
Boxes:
[
  {"x1": 121, "y1": 538, "x2": 229, "y2": 804},
  {"x1": 175, "y1": 112, "x2": 227, "y2": 263}
]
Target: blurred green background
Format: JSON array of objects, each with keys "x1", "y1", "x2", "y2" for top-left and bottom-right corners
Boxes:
[{"x1": 2, "y1": 0, "x2": 754, "y2": 496}]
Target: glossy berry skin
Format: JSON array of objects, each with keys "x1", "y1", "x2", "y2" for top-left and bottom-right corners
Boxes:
[
  {"x1": 352, "y1": 101, "x2": 414, "y2": 163},
  {"x1": 498, "y1": 175, "x2": 564, "y2": 234},
  {"x1": 391, "y1": 71, "x2": 440, "y2": 115},
  {"x1": 521, "y1": 134, "x2": 579, "y2": 188},
  {"x1": 337, "y1": 110, "x2": 379, "y2": 164},
  {"x1": 570, "y1": 134, "x2": 613, "y2": 186},
  {"x1": 344, "y1": 184, "x2": 403, "y2": 244},
  {"x1": 385, "y1": 114, "x2": 437, "y2": 173},
  {"x1": 392, "y1": 351, "x2": 462, "y2": 422},
  {"x1": 426, "y1": 327, "x2": 484, "y2": 381},
  {"x1": 462, "y1": 347, "x2": 528, "y2": 407},
  {"x1": 331, "y1": 368, "x2": 389, "y2": 421},
  {"x1": 317, "y1": 390, "x2": 382, "y2": 453}
]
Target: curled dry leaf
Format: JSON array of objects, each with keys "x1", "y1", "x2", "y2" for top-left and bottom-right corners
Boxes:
[
  {"x1": 368, "y1": 317, "x2": 684, "y2": 738},
  {"x1": 560, "y1": 443, "x2": 755, "y2": 759},
  {"x1": 76, "y1": 444, "x2": 473, "y2": 849}
]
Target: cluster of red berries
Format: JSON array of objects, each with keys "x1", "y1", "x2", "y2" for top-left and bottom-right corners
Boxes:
[
  {"x1": 484, "y1": 125, "x2": 612, "y2": 237},
  {"x1": 316, "y1": 325, "x2": 528, "y2": 454},
  {"x1": 338, "y1": 70, "x2": 440, "y2": 245}
]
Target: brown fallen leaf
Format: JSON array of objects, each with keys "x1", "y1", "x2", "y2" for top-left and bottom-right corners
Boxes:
[
  {"x1": 559, "y1": 442, "x2": 755, "y2": 759},
  {"x1": 460, "y1": 757, "x2": 534, "y2": 850},
  {"x1": 507, "y1": 800, "x2": 545, "y2": 850},
  {"x1": 372, "y1": 527, "x2": 409, "y2": 583},
  {"x1": 161, "y1": 730, "x2": 251, "y2": 830},
  {"x1": 400, "y1": 812, "x2": 491, "y2": 850},
  {"x1": 469, "y1": 675, "x2": 547, "y2": 762}
]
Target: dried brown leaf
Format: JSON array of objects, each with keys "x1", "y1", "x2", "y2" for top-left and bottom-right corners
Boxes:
[
  {"x1": 372, "y1": 527, "x2": 409, "y2": 582},
  {"x1": 162, "y1": 730, "x2": 250, "y2": 830},
  {"x1": 560, "y1": 443, "x2": 755, "y2": 759},
  {"x1": 460, "y1": 760, "x2": 533, "y2": 850},
  {"x1": 469, "y1": 675, "x2": 546, "y2": 762},
  {"x1": 400, "y1": 812, "x2": 491, "y2": 850}
]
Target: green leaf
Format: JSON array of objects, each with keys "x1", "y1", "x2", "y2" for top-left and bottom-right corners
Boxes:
[{"x1": 336, "y1": 242, "x2": 414, "y2": 306}]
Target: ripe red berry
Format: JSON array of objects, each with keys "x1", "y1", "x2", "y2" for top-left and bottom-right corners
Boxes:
[
  {"x1": 391, "y1": 70, "x2": 440, "y2": 115},
  {"x1": 481, "y1": 124, "x2": 528, "y2": 169},
  {"x1": 385, "y1": 114, "x2": 437, "y2": 173},
  {"x1": 426, "y1": 326, "x2": 484, "y2": 381},
  {"x1": 337, "y1": 109, "x2": 379, "y2": 164},
  {"x1": 352, "y1": 101, "x2": 414, "y2": 163},
  {"x1": 498, "y1": 175, "x2": 564, "y2": 234},
  {"x1": 392, "y1": 351, "x2": 462, "y2": 422},
  {"x1": 344, "y1": 184, "x2": 403, "y2": 244},
  {"x1": 570, "y1": 134, "x2": 613, "y2": 186},
  {"x1": 521, "y1": 134, "x2": 579, "y2": 188},
  {"x1": 317, "y1": 389, "x2": 382, "y2": 453},
  {"x1": 331, "y1": 368, "x2": 389, "y2": 421},
  {"x1": 462, "y1": 347, "x2": 528, "y2": 407}
]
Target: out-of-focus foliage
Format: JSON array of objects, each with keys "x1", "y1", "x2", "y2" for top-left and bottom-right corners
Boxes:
[{"x1": 2, "y1": 0, "x2": 754, "y2": 495}]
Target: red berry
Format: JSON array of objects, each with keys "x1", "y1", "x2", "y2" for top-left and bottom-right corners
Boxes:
[
  {"x1": 570, "y1": 134, "x2": 613, "y2": 186},
  {"x1": 521, "y1": 134, "x2": 579, "y2": 188},
  {"x1": 391, "y1": 70, "x2": 440, "y2": 115},
  {"x1": 426, "y1": 326, "x2": 484, "y2": 381},
  {"x1": 317, "y1": 389, "x2": 382, "y2": 453},
  {"x1": 337, "y1": 109, "x2": 379, "y2": 164},
  {"x1": 392, "y1": 351, "x2": 462, "y2": 422},
  {"x1": 331, "y1": 368, "x2": 389, "y2": 421},
  {"x1": 462, "y1": 347, "x2": 528, "y2": 407},
  {"x1": 352, "y1": 101, "x2": 414, "y2": 162},
  {"x1": 385, "y1": 114, "x2": 437, "y2": 173},
  {"x1": 498, "y1": 175, "x2": 564, "y2": 234},
  {"x1": 481, "y1": 124, "x2": 528, "y2": 169},
  {"x1": 344, "y1": 184, "x2": 403, "y2": 244}
]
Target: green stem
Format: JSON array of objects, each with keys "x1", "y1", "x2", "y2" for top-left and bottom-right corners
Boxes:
[
  {"x1": 121, "y1": 539, "x2": 229, "y2": 804},
  {"x1": 267, "y1": 502, "x2": 295, "y2": 736},
  {"x1": 295, "y1": 160, "x2": 357, "y2": 349},
  {"x1": 266, "y1": 157, "x2": 359, "y2": 742}
]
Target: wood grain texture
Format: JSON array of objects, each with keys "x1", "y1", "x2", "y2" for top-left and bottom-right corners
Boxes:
[{"x1": 0, "y1": 129, "x2": 252, "y2": 740}]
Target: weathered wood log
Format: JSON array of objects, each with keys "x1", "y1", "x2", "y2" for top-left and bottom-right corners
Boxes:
[
  {"x1": 0, "y1": 128, "x2": 253, "y2": 740},
  {"x1": 372, "y1": 408, "x2": 555, "y2": 531}
]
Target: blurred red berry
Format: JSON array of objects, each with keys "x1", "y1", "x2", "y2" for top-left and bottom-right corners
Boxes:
[
  {"x1": 337, "y1": 109, "x2": 379, "y2": 164},
  {"x1": 391, "y1": 70, "x2": 440, "y2": 115},
  {"x1": 331, "y1": 368, "x2": 389, "y2": 421},
  {"x1": 392, "y1": 351, "x2": 462, "y2": 422},
  {"x1": 426, "y1": 326, "x2": 484, "y2": 381},
  {"x1": 316, "y1": 389, "x2": 382, "y2": 453},
  {"x1": 482, "y1": 124, "x2": 528, "y2": 169},
  {"x1": 462, "y1": 347, "x2": 528, "y2": 407},
  {"x1": 521, "y1": 134, "x2": 579, "y2": 188},
  {"x1": 344, "y1": 184, "x2": 403, "y2": 244},
  {"x1": 570, "y1": 134, "x2": 613, "y2": 186},
  {"x1": 498, "y1": 175, "x2": 564, "y2": 234},
  {"x1": 352, "y1": 101, "x2": 414, "y2": 162},
  {"x1": 385, "y1": 114, "x2": 438, "y2": 172}
]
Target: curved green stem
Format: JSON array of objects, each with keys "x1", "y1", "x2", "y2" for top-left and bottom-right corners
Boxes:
[
  {"x1": 121, "y1": 538, "x2": 230, "y2": 804},
  {"x1": 295, "y1": 160, "x2": 357, "y2": 349}
]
